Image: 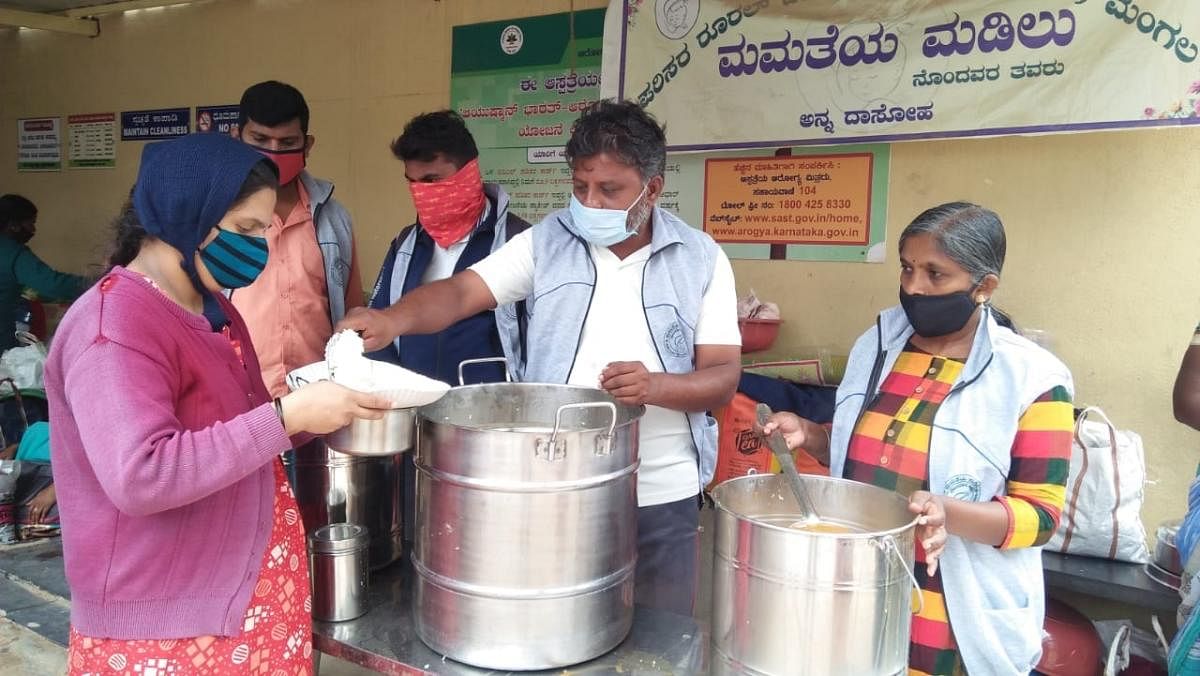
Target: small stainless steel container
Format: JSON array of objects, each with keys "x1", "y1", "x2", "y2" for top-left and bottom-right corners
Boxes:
[
  {"x1": 308, "y1": 523, "x2": 370, "y2": 622},
  {"x1": 326, "y1": 408, "x2": 416, "y2": 458},
  {"x1": 284, "y1": 438, "x2": 404, "y2": 570},
  {"x1": 1155, "y1": 519, "x2": 1183, "y2": 575}
]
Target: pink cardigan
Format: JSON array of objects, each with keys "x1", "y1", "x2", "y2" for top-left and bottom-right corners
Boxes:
[{"x1": 46, "y1": 267, "x2": 292, "y2": 639}]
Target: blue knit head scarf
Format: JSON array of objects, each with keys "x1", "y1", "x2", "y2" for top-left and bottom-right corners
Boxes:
[{"x1": 132, "y1": 133, "x2": 275, "y2": 331}]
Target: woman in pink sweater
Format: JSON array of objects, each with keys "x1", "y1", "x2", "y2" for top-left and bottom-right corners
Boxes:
[{"x1": 46, "y1": 133, "x2": 390, "y2": 675}]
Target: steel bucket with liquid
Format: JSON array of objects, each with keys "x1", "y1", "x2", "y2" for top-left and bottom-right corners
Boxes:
[{"x1": 711, "y1": 474, "x2": 921, "y2": 676}]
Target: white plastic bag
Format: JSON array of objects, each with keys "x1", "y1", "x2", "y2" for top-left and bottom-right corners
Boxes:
[
  {"x1": 0, "y1": 343, "x2": 47, "y2": 391},
  {"x1": 1094, "y1": 618, "x2": 1168, "y2": 674},
  {"x1": 1046, "y1": 407, "x2": 1151, "y2": 563},
  {"x1": 736, "y1": 289, "x2": 780, "y2": 320}
]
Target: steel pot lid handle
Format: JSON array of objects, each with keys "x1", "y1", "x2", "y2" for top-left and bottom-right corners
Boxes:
[
  {"x1": 457, "y1": 357, "x2": 512, "y2": 386},
  {"x1": 537, "y1": 401, "x2": 618, "y2": 461}
]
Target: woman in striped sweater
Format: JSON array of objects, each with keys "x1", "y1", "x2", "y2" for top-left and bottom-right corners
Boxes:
[{"x1": 765, "y1": 202, "x2": 1074, "y2": 676}]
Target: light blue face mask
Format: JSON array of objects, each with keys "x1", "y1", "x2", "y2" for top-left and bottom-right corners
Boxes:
[{"x1": 567, "y1": 184, "x2": 649, "y2": 247}]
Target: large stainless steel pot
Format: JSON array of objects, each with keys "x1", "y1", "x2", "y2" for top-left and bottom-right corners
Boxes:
[
  {"x1": 711, "y1": 474, "x2": 920, "y2": 676},
  {"x1": 412, "y1": 382, "x2": 643, "y2": 670},
  {"x1": 282, "y1": 436, "x2": 406, "y2": 570}
]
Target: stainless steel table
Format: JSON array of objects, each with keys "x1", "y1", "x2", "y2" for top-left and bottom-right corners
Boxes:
[{"x1": 313, "y1": 558, "x2": 709, "y2": 675}]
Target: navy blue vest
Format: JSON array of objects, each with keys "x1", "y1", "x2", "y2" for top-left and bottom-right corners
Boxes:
[{"x1": 367, "y1": 195, "x2": 528, "y2": 386}]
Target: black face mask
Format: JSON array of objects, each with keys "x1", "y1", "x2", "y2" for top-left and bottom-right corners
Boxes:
[{"x1": 899, "y1": 287, "x2": 980, "y2": 338}]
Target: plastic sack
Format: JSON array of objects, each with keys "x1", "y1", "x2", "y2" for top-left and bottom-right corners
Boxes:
[
  {"x1": 706, "y1": 392, "x2": 828, "y2": 492},
  {"x1": 0, "y1": 342, "x2": 47, "y2": 391},
  {"x1": 1046, "y1": 407, "x2": 1151, "y2": 563},
  {"x1": 737, "y1": 289, "x2": 780, "y2": 320},
  {"x1": 0, "y1": 459, "x2": 19, "y2": 544},
  {"x1": 1093, "y1": 618, "x2": 1167, "y2": 675}
]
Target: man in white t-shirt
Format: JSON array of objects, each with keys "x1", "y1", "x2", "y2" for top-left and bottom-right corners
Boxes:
[{"x1": 340, "y1": 100, "x2": 741, "y2": 615}]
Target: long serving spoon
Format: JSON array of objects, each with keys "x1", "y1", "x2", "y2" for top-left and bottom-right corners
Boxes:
[{"x1": 756, "y1": 403, "x2": 821, "y2": 527}]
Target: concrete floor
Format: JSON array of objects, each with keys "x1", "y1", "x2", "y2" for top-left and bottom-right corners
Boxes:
[
  {"x1": 0, "y1": 617, "x2": 378, "y2": 676},
  {"x1": 318, "y1": 654, "x2": 380, "y2": 676},
  {"x1": 0, "y1": 616, "x2": 66, "y2": 676}
]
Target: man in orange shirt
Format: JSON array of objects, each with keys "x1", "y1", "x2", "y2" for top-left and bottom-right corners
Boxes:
[
  {"x1": 231, "y1": 82, "x2": 399, "y2": 567},
  {"x1": 231, "y1": 80, "x2": 363, "y2": 397}
]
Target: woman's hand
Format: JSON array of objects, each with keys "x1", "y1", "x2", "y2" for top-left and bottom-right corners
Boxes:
[
  {"x1": 279, "y1": 381, "x2": 394, "y2": 436},
  {"x1": 909, "y1": 490, "x2": 948, "y2": 576},
  {"x1": 760, "y1": 412, "x2": 808, "y2": 452}
]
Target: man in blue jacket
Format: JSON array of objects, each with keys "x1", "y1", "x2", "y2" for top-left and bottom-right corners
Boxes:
[
  {"x1": 367, "y1": 110, "x2": 528, "y2": 383},
  {"x1": 367, "y1": 110, "x2": 528, "y2": 542}
]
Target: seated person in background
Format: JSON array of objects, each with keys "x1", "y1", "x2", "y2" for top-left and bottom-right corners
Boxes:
[
  {"x1": 0, "y1": 195, "x2": 89, "y2": 351},
  {"x1": 0, "y1": 421, "x2": 57, "y2": 532}
]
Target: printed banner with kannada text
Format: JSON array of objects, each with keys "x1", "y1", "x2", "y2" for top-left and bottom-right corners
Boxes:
[
  {"x1": 452, "y1": 9, "x2": 605, "y2": 224},
  {"x1": 605, "y1": 0, "x2": 1200, "y2": 150}
]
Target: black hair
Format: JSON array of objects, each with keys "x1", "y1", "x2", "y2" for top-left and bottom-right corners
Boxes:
[
  {"x1": 391, "y1": 110, "x2": 479, "y2": 167},
  {"x1": 900, "y1": 201, "x2": 1017, "y2": 331},
  {"x1": 238, "y1": 80, "x2": 310, "y2": 135},
  {"x1": 992, "y1": 308, "x2": 1018, "y2": 333},
  {"x1": 899, "y1": 201, "x2": 1006, "y2": 284},
  {"x1": 233, "y1": 157, "x2": 280, "y2": 203},
  {"x1": 0, "y1": 194, "x2": 37, "y2": 230},
  {"x1": 106, "y1": 159, "x2": 279, "y2": 271},
  {"x1": 565, "y1": 99, "x2": 667, "y2": 180}
]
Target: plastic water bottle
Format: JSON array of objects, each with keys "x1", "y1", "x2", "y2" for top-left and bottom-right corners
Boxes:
[{"x1": 0, "y1": 460, "x2": 19, "y2": 544}]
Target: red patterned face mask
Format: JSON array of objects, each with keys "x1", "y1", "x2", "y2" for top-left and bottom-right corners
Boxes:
[{"x1": 409, "y1": 158, "x2": 487, "y2": 248}]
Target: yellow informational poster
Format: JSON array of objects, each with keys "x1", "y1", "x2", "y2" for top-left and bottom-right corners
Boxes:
[{"x1": 703, "y1": 153, "x2": 874, "y2": 247}]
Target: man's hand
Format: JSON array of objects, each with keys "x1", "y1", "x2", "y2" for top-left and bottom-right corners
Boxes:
[
  {"x1": 333, "y1": 272, "x2": 501, "y2": 352},
  {"x1": 335, "y1": 307, "x2": 399, "y2": 352},
  {"x1": 600, "y1": 361, "x2": 659, "y2": 406}
]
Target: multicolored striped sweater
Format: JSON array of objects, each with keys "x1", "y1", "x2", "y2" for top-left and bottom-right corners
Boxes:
[{"x1": 844, "y1": 344, "x2": 1073, "y2": 676}]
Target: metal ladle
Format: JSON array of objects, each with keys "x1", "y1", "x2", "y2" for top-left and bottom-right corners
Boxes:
[{"x1": 756, "y1": 403, "x2": 821, "y2": 527}]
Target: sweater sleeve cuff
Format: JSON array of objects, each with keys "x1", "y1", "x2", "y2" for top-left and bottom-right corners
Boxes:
[
  {"x1": 992, "y1": 496, "x2": 1018, "y2": 549},
  {"x1": 242, "y1": 402, "x2": 291, "y2": 458},
  {"x1": 993, "y1": 495, "x2": 1052, "y2": 550}
]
